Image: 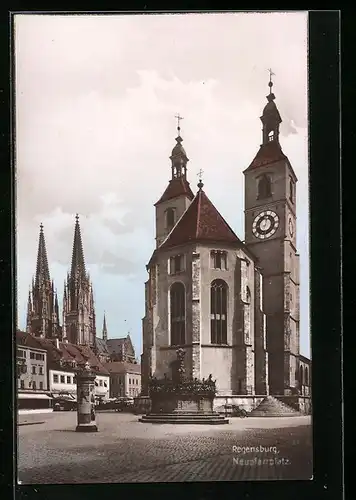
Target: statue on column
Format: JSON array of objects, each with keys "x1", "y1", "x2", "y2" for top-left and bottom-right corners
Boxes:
[{"x1": 176, "y1": 348, "x2": 186, "y2": 383}]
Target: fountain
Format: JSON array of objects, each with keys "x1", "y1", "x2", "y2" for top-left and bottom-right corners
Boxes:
[{"x1": 139, "y1": 348, "x2": 229, "y2": 424}]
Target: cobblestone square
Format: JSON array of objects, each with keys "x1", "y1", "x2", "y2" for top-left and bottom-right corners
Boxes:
[{"x1": 18, "y1": 411, "x2": 312, "y2": 483}]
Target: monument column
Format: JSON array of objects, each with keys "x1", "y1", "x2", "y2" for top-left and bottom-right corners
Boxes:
[{"x1": 75, "y1": 362, "x2": 98, "y2": 432}]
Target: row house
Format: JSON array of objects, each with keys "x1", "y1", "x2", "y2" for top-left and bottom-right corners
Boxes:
[{"x1": 103, "y1": 362, "x2": 141, "y2": 398}]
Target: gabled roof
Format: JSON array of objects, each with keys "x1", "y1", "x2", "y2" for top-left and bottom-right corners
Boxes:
[
  {"x1": 244, "y1": 140, "x2": 287, "y2": 171},
  {"x1": 154, "y1": 177, "x2": 194, "y2": 206},
  {"x1": 103, "y1": 361, "x2": 141, "y2": 375},
  {"x1": 30, "y1": 336, "x2": 109, "y2": 375},
  {"x1": 159, "y1": 187, "x2": 243, "y2": 250},
  {"x1": 16, "y1": 330, "x2": 47, "y2": 351}
]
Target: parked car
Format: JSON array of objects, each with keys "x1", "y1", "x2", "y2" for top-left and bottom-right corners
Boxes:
[
  {"x1": 224, "y1": 404, "x2": 248, "y2": 418},
  {"x1": 53, "y1": 398, "x2": 77, "y2": 412}
]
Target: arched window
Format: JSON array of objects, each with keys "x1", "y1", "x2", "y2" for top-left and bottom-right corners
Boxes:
[
  {"x1": 289, "y1": 179, "x2": 294, "y2": 203},
  {"x1": 257, "y1": 174, "x2": 272, "y2": 199},
  {"x1": 170, "y1": 282, "x2": 185, "y2": 346},
  {"x1": 305, "y1": 366, "x2": 309, "y2": 386},
  {"x1": 246, "y1": 286, "x2": 251, "y2": 303},
  {"x1": 166, "y1": 208, "x2": 175, "y2": 231},
  {"x1": 211, "y1": 279, "x2": 228, "y2": 344},
  {"x1": 300, "y1": 365, "x2": 304, "y2": 386},
  {"x1": 268, "y1": 130, "x2": 274, "y2": 141}
]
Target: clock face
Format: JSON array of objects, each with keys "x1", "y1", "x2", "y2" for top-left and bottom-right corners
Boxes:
[
  {"x1": 252, "y1": 210, "x2": 279, "y2": 239},
  {"x1": 288, "y1": 217, "x2": 294, "y2": 237}
]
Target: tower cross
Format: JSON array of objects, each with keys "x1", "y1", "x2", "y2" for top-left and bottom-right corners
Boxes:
[
  {"x1": 175, "y1": 113, "x2": 184, "y2": 133},
  {"x1": 268, "y1": 68, "x2": 275, "y2": 93}
]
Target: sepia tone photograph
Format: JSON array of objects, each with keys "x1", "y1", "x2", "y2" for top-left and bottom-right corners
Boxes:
[{"x1": 15, "y1": 11, "x2": 311, "y2": 483}]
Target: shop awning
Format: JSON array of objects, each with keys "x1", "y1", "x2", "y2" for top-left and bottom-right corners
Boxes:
[{"x1": 18, "y1": 393, "x2": 53, "y2": 400}]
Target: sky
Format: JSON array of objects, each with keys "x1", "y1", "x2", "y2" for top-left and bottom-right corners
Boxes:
[{"x1": 15, "y1": 12, "x2": 310, "y2": 358}]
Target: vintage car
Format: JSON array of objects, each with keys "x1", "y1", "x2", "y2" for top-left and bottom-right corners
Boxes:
[{"x1": 53, "y1": 397, "x2": 77, "y2": 412}]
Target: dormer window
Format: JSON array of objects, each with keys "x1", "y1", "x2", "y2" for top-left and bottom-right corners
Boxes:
[
  {"x1": 169, "y1": 254, "x2": 185, "y2": 275},
  {"x1": 165, "y1": 208, "x2": 176, "y2": 231},
  {"x1": 211, "y1": 250, "x2": 227, "y2": 270}
]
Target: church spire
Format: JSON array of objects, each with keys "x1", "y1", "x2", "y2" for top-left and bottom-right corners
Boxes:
[
  {"x1": 35, "y1": 223, "x2": 50, "y2": 288},
  {"x1": 102, "y1": 312, "x2": 108, "y2": 341},
  {"x1": 70, "y1": 214, "x2": 86, "y2": 280},
  {"x1": 260, "y1": 69, "x2": 282, "y2": 145},
  {"x1": 170, "y1": 114, "x2": 189, "y2": 180}
]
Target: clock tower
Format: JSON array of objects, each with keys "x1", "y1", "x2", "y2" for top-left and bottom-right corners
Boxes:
[{"x1": 243, "y1": 77, "x2": 300, "y2": 396}]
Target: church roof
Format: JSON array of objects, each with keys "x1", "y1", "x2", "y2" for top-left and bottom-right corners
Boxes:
[
  {"x1": 154, "y1": 177, "x2": 194, "y2": 206},
  {"x1": 159, "y1": 186, "x2": 243, "y2": 250},
  {"x1": 95, "y1": 336, "x2": 110, "y2": 355},
  {"x1": 244, "y1": 140, "x2": 287, "y2": 171}
]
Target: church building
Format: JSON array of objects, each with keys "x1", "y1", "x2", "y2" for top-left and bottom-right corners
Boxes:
[{"x1": 141, "y1": 79, "x2": 301, "y2": 398}]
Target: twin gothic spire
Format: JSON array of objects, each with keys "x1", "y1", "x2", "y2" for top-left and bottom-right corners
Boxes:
[{"x1": 27, "y1": 215, "x2": 98, "y2": 346}]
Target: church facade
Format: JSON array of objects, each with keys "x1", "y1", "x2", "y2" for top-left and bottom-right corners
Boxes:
[{"x1": 141, "y1": 81, "x2": 303, "y2": 398}]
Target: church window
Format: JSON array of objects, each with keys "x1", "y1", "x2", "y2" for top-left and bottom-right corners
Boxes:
[
  {"x1": 257, "y1": 175, "x2": 272, "y2": 200},
  {"x1": 268, "y1": 130, "x2": 274, "y2": 141},
  {"x1": 305, "y1": 366, "x2": 309, "y2": 385},
  {"x1": 299, "y1": 366, "x2": 304, "y2": 386},
  {"x1": 289, "y1": 179, "x2": 294, "y2": 203},
  {"x1": 170, "y1": 282, "x2": 186, "y2": 346},
  {"x1": 246, "y1": 286, "x2": 251, "y2": 303},
  {"x1": 211, "y1": 250, "x2": 227, "y2": 270},
  {"x1": 169, "y1": 254, "x2": 185, "y2": 274},
  {"x1": 166, "y1": 208, "x2": 176, "y2": 231},
  {"x1": 210, "y1": 279, "x2": 228, "y2": 344}
]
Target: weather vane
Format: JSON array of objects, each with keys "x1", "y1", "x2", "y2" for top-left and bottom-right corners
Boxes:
[{"x1": 175, "y1": 113, "x2": 184, "y2": 133}]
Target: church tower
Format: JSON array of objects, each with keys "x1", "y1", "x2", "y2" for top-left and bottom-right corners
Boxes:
[
  {"x1": 26, "y1": 224, "x2": 60, "y2": 338},
  {"x1": 243, "y1": 76, "x2": 300, "y2": 396},
  {"x1": 154, "y1": 115, "x2": 195, "y2": 247},
  {"x1": 62, "y1": 215, "x2": 96, "y2": 346}
]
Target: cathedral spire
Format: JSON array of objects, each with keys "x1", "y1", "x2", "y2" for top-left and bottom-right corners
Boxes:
[
  {"x1": 102, "y1": 312, "x2": 108, "y2": 341},
  {"x1": 26, "y1": 289, "x2": 32, "y2": 333},
  {"x1": 70, "y1": 214, "x2": 86, "y2": 280},
  {"x1": 35, "y1": 223, "x2": 50, "y2": 288},
  {"x1": 260, "y1": 69, "x2": 282, "y2": 145}
]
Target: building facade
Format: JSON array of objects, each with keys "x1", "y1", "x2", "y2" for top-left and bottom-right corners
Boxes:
[
  {"x1": 16, "y1": 331, "x2": 52, "y2": 410},
  {"x1": 104, "y1": 362, "x2": 141, "y2": 398}
]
